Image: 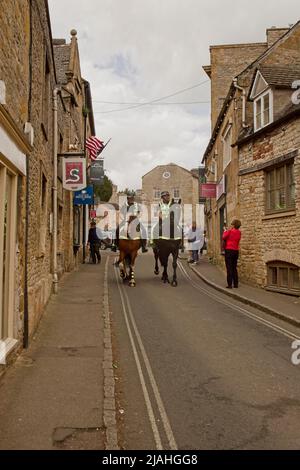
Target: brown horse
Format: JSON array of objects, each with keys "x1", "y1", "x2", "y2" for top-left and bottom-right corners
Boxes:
[{"x1": 117, "y1": 217, "x2": 142, "y2": 287}]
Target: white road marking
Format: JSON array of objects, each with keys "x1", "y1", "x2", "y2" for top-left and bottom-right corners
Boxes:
[
  {"x1": 114, "y1": 266, "x2": 178, "y2": 450},
  {"x1": 122, "y1": 284, "x2": 178, "y2": 450},
  {"x1": 178, "y1": 261, "x2": 300, "y2": 341},
  {"x1": 114, "y1": 267, "x2": 163, "y2": 450}
]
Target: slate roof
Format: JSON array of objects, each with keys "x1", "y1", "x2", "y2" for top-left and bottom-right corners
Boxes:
[{"x1": 258, "y1": 65, "x2": 300, "y2": 88}]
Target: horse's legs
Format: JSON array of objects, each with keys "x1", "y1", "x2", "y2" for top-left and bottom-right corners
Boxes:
[
  {"x1": 171, "y1": 250, "x2": 178, "y2": 287},
  {"x1": 128, "y1": 252, "x2": 137, "y2": 287},
  {"x1": 161, "y1": 262, "x2": 169, "y2": 283},
  {"x1": 119, "y1": 251, "x2": 126, "y2": 280},
  {"x1": 154, "y1": 247, "x2": 159, "y2": 275}
]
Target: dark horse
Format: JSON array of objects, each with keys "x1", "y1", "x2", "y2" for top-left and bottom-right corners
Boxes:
[
  {"x1": 117, "y1": 216, "x2": 141, "y2": 287},
  {"x1": 152, "y1": 201, "x2": 182, "y2": 287}
]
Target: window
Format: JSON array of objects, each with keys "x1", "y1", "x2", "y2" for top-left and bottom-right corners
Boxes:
[
  {"x1": 254, "y1": 90, "x2": 273, "y2": 131},
  {"x1": 39, "y1": 170, "x2": 48, "y2": 256},
  {"x1": 42, "y1": 54, "x2": 50, "y2": 138},
  {"x1": 173, "y1": 188, "x2": 180, "y2": 198},
  {"x1": 265, "y1": 161, "x2": 295, "y2": 214},
  {"x1": 222, "y1": 124, "x2": 232, "y2": 170},
  {"x1": 0, "y1": 162, "x2": 18, "y2": 347},
  {"x1": 154, "y1": 189, "x2": 161, "y2": 199},
  {"x1": 73, "y1": 206, "x2": 81, "y2": 246},
  {"x1": 267, "y1": 262, "x2": 300, "y2": 295}
]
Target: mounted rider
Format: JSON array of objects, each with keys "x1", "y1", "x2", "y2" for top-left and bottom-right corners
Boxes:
[
  {"x1": 152, "y1": 191, "x2": 182, "y2": 241},
  {"x1": 112, "y1": 194, "x2": 148, "y2": 253}
]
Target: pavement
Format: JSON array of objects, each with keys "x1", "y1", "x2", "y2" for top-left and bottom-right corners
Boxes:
[
  {"x1": 0, "y1": 256, "x2": 117, "y2": 450},
  {"x1": 186, "y1": 255, "x2": 300, "y2": 328}
]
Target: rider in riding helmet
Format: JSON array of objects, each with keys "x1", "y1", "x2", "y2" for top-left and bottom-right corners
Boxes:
[{"x1": 112, "y1": 194, "x2": 148, "y2": 253}]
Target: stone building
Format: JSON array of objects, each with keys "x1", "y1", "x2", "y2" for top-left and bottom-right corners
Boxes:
[
  {"x1": 53, "y1": 30, "x2": 96, "y2": 271},
  {"x1": 0, "y1": 0, "x2": 31, "y2": 363},
  {"x1": 203, "y1": 22, "x2": 300, "y2": 295},
  {"x1": 142, "y1": 163, "x2": 201, "y2": 227},
  {"x1": 0, "y1": 0, "x2": 96, "y2": 369}
]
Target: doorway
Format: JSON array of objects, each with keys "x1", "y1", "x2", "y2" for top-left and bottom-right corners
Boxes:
[{"x1": 0, "y1": 162, "x2": 17, "y2": 348}]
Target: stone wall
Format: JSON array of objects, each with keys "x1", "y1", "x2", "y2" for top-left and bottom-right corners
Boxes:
[
  {"x1": 239, "y1": 117, "x2": 300, "y2": 286},
  {"x1": 0, "y1": 0, "x2": 30, "y2": 127},
  {"x1": 0, "y1": 1, "x2": 30, "y2": 350},
  {"x1": 209, "y1": 43, "x2": 267, "y2": 129}
]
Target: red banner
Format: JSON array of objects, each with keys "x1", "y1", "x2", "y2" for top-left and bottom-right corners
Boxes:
[{"x1": 200, "y1": 183, "x2": 217, "y2": 198}]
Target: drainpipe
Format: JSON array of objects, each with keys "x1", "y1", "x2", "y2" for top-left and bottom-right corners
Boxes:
[
  {"x1": 52, "y1": 87, "x2": 60, "y2": 294},
  {"x1": 233, "y1": 78, "x2": 248, "y2": 128}
]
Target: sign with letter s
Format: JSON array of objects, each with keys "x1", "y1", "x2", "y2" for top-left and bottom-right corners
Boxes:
[{"x1": 62, "y1": 157, "x2": 86, "y2": 191}]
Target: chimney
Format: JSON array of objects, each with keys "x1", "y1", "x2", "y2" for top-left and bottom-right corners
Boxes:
[{"x1": 266, "y1": 27, "x2": 289, "y2": 48}]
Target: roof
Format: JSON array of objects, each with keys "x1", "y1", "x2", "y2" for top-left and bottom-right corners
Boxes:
[
  {"x1": 236, "y1": 21, "x2": 300, "y2": 80},
  {"x1": 53, "y1": 43, "x2": 71, "y2": 85},
  {"x1": 142, "y1": 163, "x2": 199, "y2": 179},
  {"x1": 258, "y1": 65, "x2": 300, "y2": 88},
  {"x1": 202, "y1": 21, "x2": 300, "y2": 162}
]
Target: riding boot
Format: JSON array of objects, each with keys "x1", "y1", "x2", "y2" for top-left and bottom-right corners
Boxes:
[{"x1": 141, "y1": 239, "x2": 148, "y2": 253}]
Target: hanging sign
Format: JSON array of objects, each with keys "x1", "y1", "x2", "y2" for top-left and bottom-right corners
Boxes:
[
  {"x1": 200, "y1": 183, "x2": 217, "y2": 198},
  {"x1": 62, "y1": 157, "x2": 86, "y2": 191},
  {"x1": 73, "y1": 186, "x2": 94, "y2": 205},
  {"x1": 90, "y1": 160, "x2": 104, "y2": 184}
]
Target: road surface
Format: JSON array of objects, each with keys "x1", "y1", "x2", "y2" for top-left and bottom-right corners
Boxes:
[{"x1": 108, "y1": 252, "x2": 300, "y2": 450}]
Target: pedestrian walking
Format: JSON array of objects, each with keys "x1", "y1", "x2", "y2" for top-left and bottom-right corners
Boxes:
[
  {"x1": 187, "y1": 221, "x2": 204, "y2": 264},
  {"x1": 222, "y1": 219, "x2": 242, "y2": 288},
  {"x1": 88, "y1": 221, "x2": 101, "y2": 264}
]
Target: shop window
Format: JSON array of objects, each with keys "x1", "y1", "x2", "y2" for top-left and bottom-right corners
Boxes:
[
  {"x1": 267, "y1": 262, "x2": 300, "y2": 295},
  {"x1": 73, "y1": 206, "x2": 81, "y2": 246}
]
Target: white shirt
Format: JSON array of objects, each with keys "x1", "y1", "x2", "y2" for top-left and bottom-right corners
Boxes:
[{"x1": 187, "y1": 227, "x2": 204, "y2": 250}]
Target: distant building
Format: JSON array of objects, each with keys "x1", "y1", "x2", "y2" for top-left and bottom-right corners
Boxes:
[{"x1": 142, "y1": 163, "x2": 203, "y2": 227}]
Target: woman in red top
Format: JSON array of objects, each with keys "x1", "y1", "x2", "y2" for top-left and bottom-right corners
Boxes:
[{"x1": 222, "y1": 219, "x2": 241, "y2": 288}]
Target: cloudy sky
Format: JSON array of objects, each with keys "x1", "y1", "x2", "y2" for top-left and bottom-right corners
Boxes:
[{"x1": 49, "y1": 0, "x2": 299, "y2": 190}]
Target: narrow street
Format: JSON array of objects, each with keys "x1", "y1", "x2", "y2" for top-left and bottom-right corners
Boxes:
[{"x1": 109, "y1": 253, "x2": 300, "y2": 450}]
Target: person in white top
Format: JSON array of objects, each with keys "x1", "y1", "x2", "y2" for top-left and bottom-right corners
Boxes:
[{"x1": 187, "y1": 221, "x2": 204, "y2": 264}]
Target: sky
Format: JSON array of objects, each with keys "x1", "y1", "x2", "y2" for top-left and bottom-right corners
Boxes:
[{"x1": 49, "y1": 0, "x2": 299, "y2": 191}]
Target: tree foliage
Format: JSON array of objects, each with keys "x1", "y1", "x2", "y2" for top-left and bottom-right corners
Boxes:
[{"x1": 94, "y1": 175, "x2": 113, "y2": 202}]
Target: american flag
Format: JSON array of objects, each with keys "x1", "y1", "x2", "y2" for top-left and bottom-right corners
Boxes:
[{"x1": 86, "y1": 136, "x2": 105, "y2": 160}]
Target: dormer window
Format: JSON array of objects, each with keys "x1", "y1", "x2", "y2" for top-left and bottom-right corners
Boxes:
[
  {"x1": 254, "y1": 90, "x2": 273, "y2": 131},
  {"x1": 249, "y1": 70, "x2": 274, "y2": 132}
]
